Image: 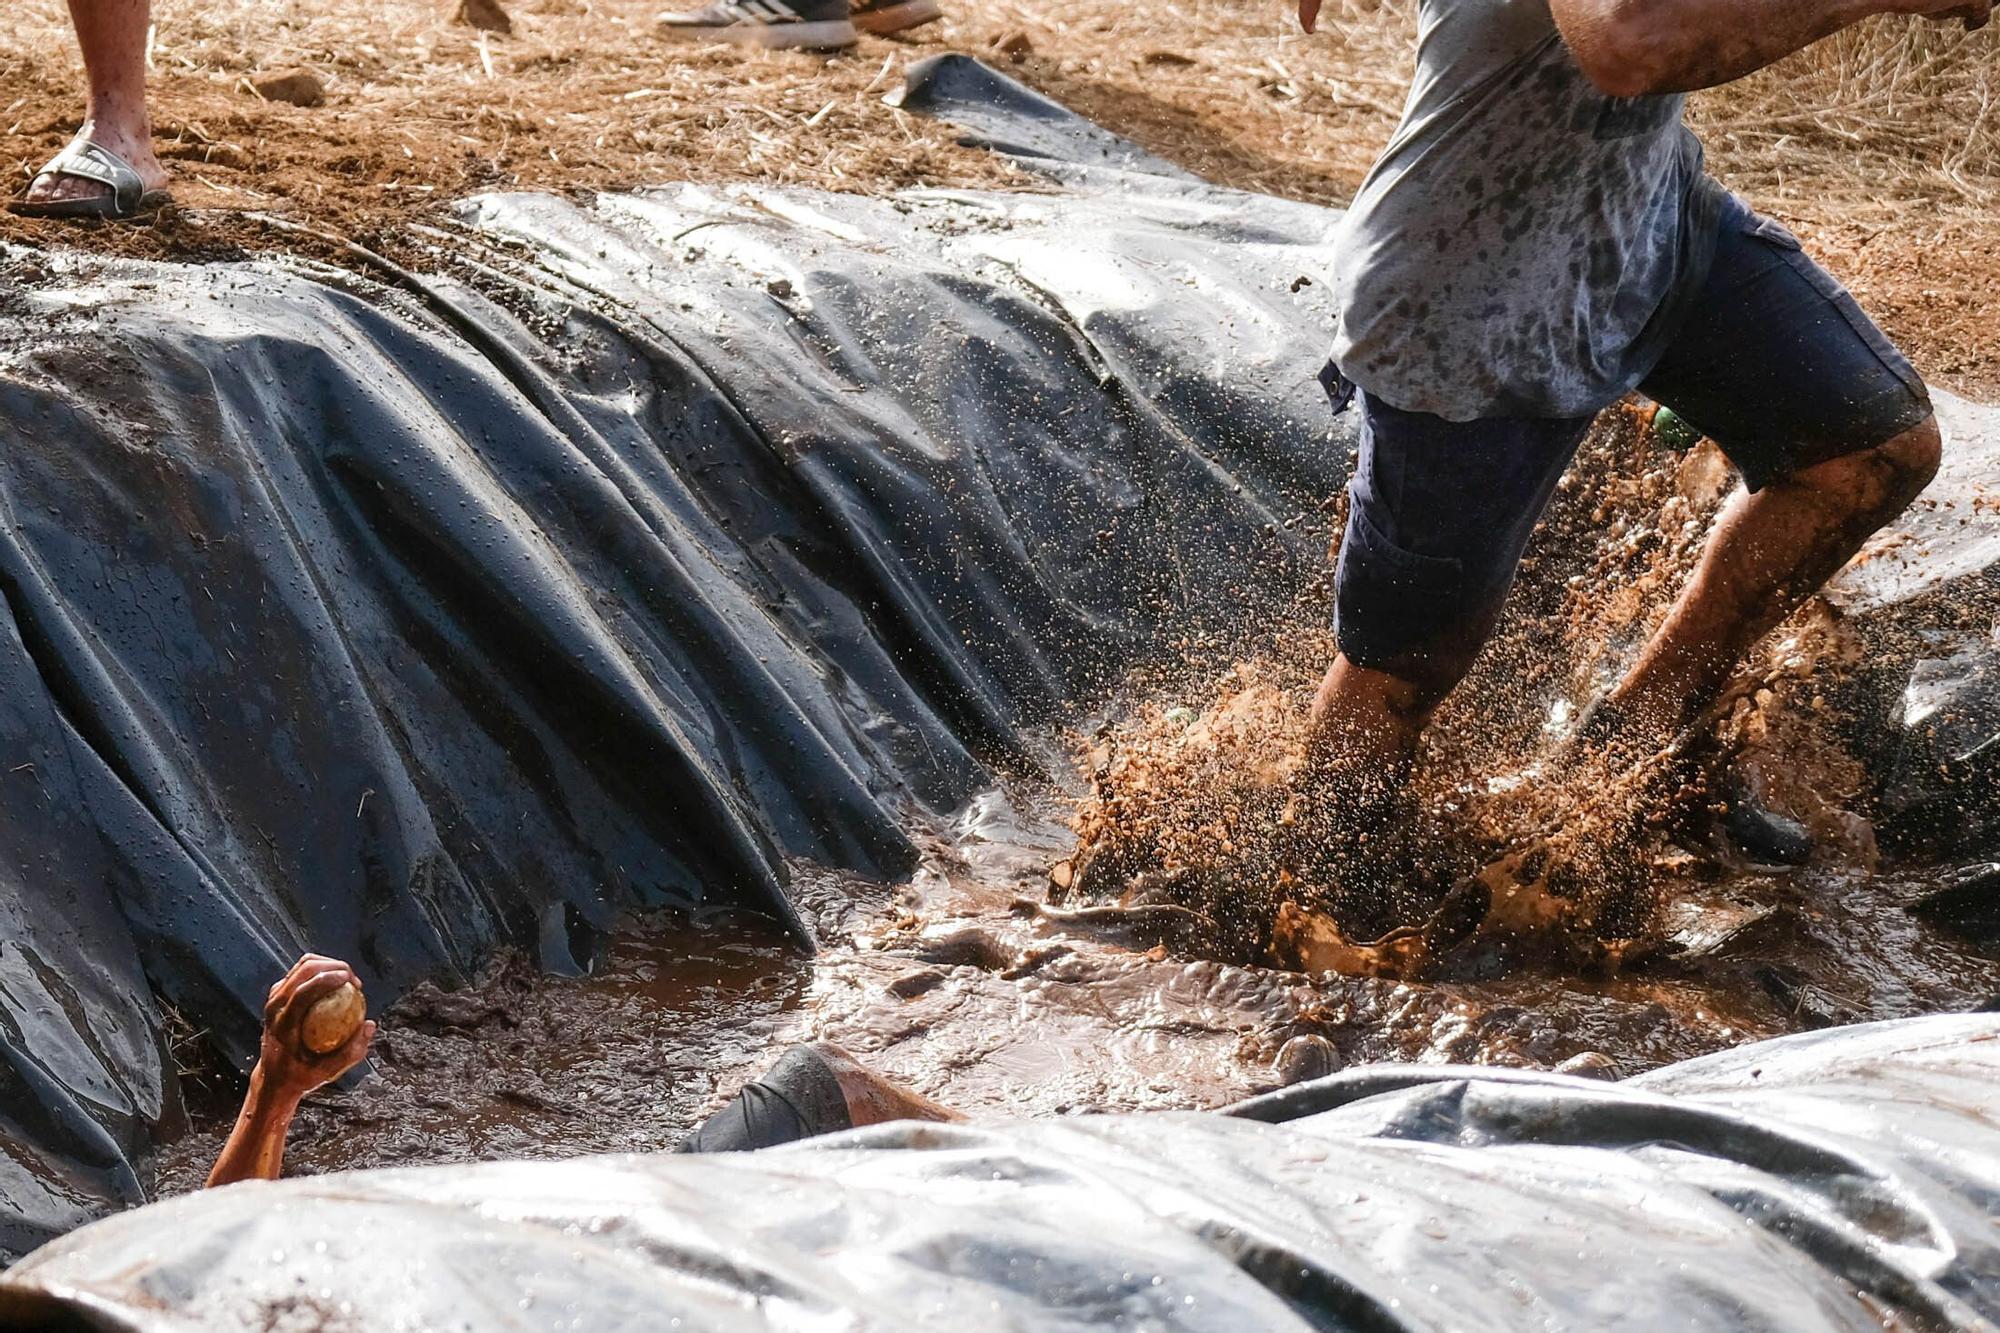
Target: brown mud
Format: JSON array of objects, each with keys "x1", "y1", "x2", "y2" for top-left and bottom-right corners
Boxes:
[
  {"x1": 1060, "y1": 406, "x2": 1833, "y2": 970},
  {"x1": 153, "y1": 404, "x2": 2000, "y2": 1195},
  {"x1": 154, "y1": 775, "x2": 2000, "y2": 1195}
]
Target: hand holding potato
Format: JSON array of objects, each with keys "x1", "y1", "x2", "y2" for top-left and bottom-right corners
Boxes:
[{"x1": 257, "y1": 954, "x2": 375, "y2": 1104}]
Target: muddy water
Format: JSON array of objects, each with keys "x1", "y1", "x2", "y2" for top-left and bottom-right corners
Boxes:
[
  {"x1": 152, "y1": 777, "x2": 2000, "y2": 1197},
  {"x1": 154, "y1": 920, "x2": 818, "y2": 1194},
  {"x1": 152, "y1": 407, "x2": 2000, "y2": 1194}
]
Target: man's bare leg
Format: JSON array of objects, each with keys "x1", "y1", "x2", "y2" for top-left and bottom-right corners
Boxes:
[
  {"x1": 809, "y1": 1044, "x2": 965, "y2": 1127},
  {"x1": 1599, "y1": 417, "x2": 1941, "y2": 747},
  {"x1": 1305, "y1": 655, "x2": 1442, "y2": 798},
  {"x1": 24, "y1": 0, "x2": 170, "y2": 208},
  {"x1": 1301, "y1": 417, "x2": 1940, "y2": 822},
  {"x1": 206, "y1": 955, "x2": 374, "y2": 1188}
]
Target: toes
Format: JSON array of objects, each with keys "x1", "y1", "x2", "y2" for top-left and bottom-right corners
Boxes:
[{"x1": 24, "y1": 174, "x2": 112, "y2": 206}]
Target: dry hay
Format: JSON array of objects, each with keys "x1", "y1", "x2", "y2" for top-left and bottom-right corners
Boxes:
[
  {"x1": 1692, "y1": 13, "x2": 2000, "y2": 214},
  {"x1": 2, "y1": 0, "x2": 1993, "y2": 384},
  {"x1": 1, "y1": 0, "x2": 1987, "y2": 217},
  {"x1": 0, "y1": 0, "x2": 1030, "y2": 261}
]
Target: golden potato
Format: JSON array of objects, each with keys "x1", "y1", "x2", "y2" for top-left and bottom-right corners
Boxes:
[{"x1": 301, "y1": 982, "x2": 366, "y2": 1055}]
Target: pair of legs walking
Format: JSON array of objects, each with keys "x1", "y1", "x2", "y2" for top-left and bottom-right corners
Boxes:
[{"x1": 1305, "y1": 198, "x2": 1940, "y2": 828}]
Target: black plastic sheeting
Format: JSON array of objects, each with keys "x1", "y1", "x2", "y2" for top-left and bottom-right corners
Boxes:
[
  {"x1": 4, "y1": 1015, "x2": 1997, "y2": 1331},
  {"x1": 1826, "y1": 393, "x2": 2000, "y2": 856},
  {"x1": 2, "y1": 57, "x2": 1996, "y2": 1266},
  {"x1": 889, "y1": 52, "x2": 1205, "y2": 180},
  {"x1": 0, "y1": 66, "x2": 1349, "y2": 1259}
]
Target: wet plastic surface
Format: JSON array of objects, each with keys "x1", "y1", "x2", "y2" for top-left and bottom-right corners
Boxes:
[
  {"x1": 0, "y1": 67, "x2": 1348, "y2": 1257},
  {"x1": 1, "y1": 59, "x2": 1995, "y2": 1264},
  {"x1": 1831, "y1": 392, "x2": 2000, "y2": 857},
  {"x1": 4, "y1": 1015, "x2": 1997, "y2": 1331}
]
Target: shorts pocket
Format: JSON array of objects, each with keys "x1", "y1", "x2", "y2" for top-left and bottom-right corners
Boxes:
[
  {"x1": 1342, "y1": 498, "x2": 1464, "y2": 589},
  {"x1": 1745, "y1": 214, "x2": 1925, "y2": 398},
  {"x1": 1334, "y1": 498, "x2": 1471, "y2": 668}
]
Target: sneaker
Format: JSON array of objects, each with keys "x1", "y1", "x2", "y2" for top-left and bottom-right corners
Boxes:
[
  {"x1": 850, "y1": 0, "x2": 942, "y2": 34},
  {"x1": 658, "y1": 0, "x2": 858, "y2": 48}
]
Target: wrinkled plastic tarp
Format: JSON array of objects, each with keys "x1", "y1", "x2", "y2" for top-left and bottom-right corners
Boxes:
[
  {"x1": 1825, "y1": 391, "x2": 1999, "y2": 614},
  {"x1": 1827, "y1": 393, "x2": 2000, "y2": 854},
  {"x1": 4, "y1": 1015, "x2": 1997, "y2": 1332},
  {"x1": 2, "y1": 57, "x2": 1996, "y2": 1264},
  {"x1": 0, "y1": 69, "x2": 1347, "y2": 1258},
  {"x1": 1884, "y1": 628, "x2": 2000, "y2": 854}
]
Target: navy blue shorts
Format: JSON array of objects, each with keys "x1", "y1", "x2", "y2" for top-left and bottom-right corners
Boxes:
[{"x1": 1330, "y1": 193, "x2": 1933, "y2": 683}]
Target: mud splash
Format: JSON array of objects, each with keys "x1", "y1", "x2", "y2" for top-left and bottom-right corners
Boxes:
[
  {"x1": 153, "y1": 776, "x2": 2000, "y2": 1197},
  {"x1": 1053, "y1": 405, "x2": 1959, "y2": 975},
  {"x1": 152, "y1": 403, "x2": 2000, "y2": 1195}
]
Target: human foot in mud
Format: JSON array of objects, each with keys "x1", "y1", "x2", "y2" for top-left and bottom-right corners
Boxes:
[
  {"x1": 1048, "y1": 659, "x2": 1470, "y2": 975},
  {"x1": 1285, "y1": 397, "x2": 1940, "y2": 964}
]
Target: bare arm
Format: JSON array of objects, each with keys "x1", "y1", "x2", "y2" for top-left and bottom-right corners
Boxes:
[
  {"x1": 206, "y1": 955, "x2": 374, "y2": 1188},
  {"x1": 1547, "y1": 0, "x2": 1990, "y2": 97}
]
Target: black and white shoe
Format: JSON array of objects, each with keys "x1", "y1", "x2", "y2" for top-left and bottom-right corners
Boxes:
[
  {"x1": 851, "y1": 0, "x2": 942, "y2": 34},
  {"x1": 658, "y1": 0, "x2": 858, "y2": 49}
]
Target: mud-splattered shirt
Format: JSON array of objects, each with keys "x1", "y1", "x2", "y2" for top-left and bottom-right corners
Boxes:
[{"x1": 1329, "y1": 0, "x2": 1724, "y2": 420}]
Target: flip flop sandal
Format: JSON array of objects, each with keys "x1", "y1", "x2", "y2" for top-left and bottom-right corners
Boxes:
[{"x1": 10, "y1": 138, "x2": 173, "y2": 220}]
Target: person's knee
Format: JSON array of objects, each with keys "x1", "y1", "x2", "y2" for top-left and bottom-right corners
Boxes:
[
  {"x1": 1792, "y1": 412, "x2": 1940, "y2": 522},
  {"x1": 1346, "y1": 643, "x2": 1478, "y2": 718},
  {"x1": 1876, "y1": 413, "x2": 1942, "y2": 504},
  {"x1": 1334, "y1": 574, "x2": 1506, "y2": 714}
]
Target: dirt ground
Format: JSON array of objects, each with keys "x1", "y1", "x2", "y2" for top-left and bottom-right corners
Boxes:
[
  {"x1": 8, "y1": 0, "x2": 1995, "y2": 1196},
  {"x1": 4, "y1": 0, "x2": 1997, "y2": 393}
]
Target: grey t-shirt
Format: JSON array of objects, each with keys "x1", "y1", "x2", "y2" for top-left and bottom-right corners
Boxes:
[{"x1": 1329, "y1": 0, "x2": 1723, "y2": 421}]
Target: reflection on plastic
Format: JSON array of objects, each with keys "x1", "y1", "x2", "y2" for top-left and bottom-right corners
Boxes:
[{"x1": 3, "y1": 1016, "x2": 1997, "y2": 1331}]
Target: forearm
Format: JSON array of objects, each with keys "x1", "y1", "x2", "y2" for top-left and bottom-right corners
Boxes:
[
  {"x1": 205, "y1": 1068, "x2": 301, "y2": 1187},
  {"x1": 1558, "y1": 0, "x2": 1905, "y2": 96}
]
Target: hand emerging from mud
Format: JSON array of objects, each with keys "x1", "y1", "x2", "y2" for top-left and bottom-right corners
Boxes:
[
  {"x1": 206, "y1": 954, "x2": 374, "y2": 1188},
  {"x1": 257, "y1": 954, "x2": 375, "y2": 1101}
]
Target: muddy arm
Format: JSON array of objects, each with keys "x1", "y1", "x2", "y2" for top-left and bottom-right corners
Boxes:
[
  {"x1": 1549, "y1": 0, "x2": 1988, "y2": 97},
  {"x1": 206, "y1": 955, "x2": 374, "y2": 1188},
  {"x1": 205, "y1": 1071, "x2": 304, "y2": 1187}
]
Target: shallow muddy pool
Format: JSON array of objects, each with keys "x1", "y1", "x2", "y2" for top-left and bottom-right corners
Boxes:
[{"x1": 152, "y1": 776, "x2": 2000, "y2": 1197}]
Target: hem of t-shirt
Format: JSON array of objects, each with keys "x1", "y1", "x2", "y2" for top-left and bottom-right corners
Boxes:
[
  {"x1": 1329, "y1": 155, "x2": 1730, "y2": 425},
  {"x1": 1607, "y1": 160, "x2": 1730, "y2": 402}
]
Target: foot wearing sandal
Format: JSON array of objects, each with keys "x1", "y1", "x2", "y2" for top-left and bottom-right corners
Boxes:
[
  {"x1": 14, "y1": 123, "x2": 172, "y2": 220},
  {"x1": 851, "y1": 0, "x2": 943, "y2": 34},
  {"x1": 657, "y1": 0, "x2": 859, "y2": 49}
]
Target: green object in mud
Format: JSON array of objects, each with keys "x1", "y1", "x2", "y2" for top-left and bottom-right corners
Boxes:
[{"x1": 1651, "y1": 404, "x2": 1703, "y2": 451}]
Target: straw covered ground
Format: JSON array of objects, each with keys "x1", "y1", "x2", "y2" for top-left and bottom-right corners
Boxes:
[{"x1": 1, "y1": 0, "x2": 1996, "y2": 390}]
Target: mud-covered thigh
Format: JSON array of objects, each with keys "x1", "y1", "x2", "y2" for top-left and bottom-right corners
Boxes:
[{"x1": 1639, "y1": 195, "x2": 1933, "y2": 493}]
